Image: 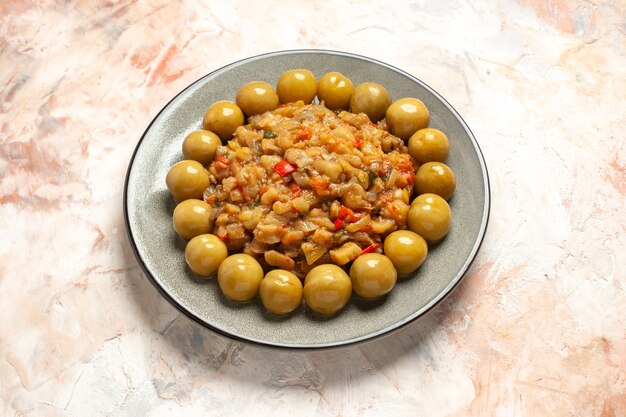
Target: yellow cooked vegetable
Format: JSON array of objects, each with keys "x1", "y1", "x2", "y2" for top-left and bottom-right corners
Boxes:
[
  {"x1": 383, "y1": 230, "x2": 428, "y2": 275},
  {"x1": 303, "y1": 264, "x2": 352, "y2": 314},
  {"x1": 203, "y1": 101, "x2": 244, "y2": 140},
  {"x1": 276, "y1": 69, "x2": 317, "y2": 104},
  {"x1": 236, "y1": 81, "x2": 279, "y2": 116},
  {"x1": 165, "y1": 160, "x2": 210, "y2": 202},
  {"x1": 408, "y1": 193, "x2": 451, "y2": 242},
  {"x1": 414, "y1": 161, "x2": 456, "y2": 200},
  {"x1": 259, "y1": 269, "x2": 303, "y2": 314},
  {"x1": 184, "y1": 234, "x2": 227, "y2": 277},
  {"x1": 349, "y1": 82, "x2": 390, "y2": 122},
  {"x1": 317, "y1": 72, "x2": 354, "y2": 110},
  {"x1": 385, "y1": 98, "x2": 430, "y2": 141},
  {"x1": 349, "y1": 253, "x2": 397, "y2": 299},
  {"x1": 408, "y1": 128, "x2": 449, "y2": 164},
  {"x1": 182, "y1": 130, "x2": 222, "y2": 166},
  {"x1": 172, "y1": 199, "x2": 213, "y2": 240},
  {"x1": 218, "y1": 254, "x2": 264, "y2": 301}
]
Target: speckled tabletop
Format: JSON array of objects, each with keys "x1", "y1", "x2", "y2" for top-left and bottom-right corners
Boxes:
[{"x1": 1, "y1": 1, "x2": 624, "y2": 416}]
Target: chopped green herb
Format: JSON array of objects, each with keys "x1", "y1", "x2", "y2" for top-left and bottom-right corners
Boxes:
[
  {"x1": 263, "y1": 129, "x2": 277, "y2": 139},
  {"x1": 380, "y1": 166, "x2": 393, "y2": 181},
  {"x1": 367, "y1": 170, "x2": 378, "y2": 188}
]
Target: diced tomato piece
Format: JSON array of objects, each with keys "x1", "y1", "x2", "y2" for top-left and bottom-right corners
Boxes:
[
  {"x1": 380, "y1": 159, "x2": 392, "y2": 171},
  {"x1": 333, "y1": 218, "x2": 343, "y2": 229},
  {"x1": 215, "y1": 155, "x2": 231, "y2": 165},
  {"x1": 310, "y1": 178, "x2": 329, "y2": 195},
  {"x1": 298, "y1": 126, "x2": 312, "y2": 140},
  {"x1": 210, "y1": 161, "x2": 228, "y2": 171},
  {"x1": 338, "y1": 205, "x2": 354, "y2": 220},
  {"x1": 354, "y1": 135, "x2": 361, "y2": 148},
  {"x1": 290, "y1": 182, "x2": 301, "y2": 198},
  {"x1": 351, "y1": 212, "x2": 365, "y2": 222},
  {"x1": 387, "y1": 202, "x2": 399, "y2": 213}
]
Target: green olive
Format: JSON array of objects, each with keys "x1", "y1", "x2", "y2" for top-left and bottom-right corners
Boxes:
[
  {"x1": 165, "y1": 160, "x2": 210, "y2": 202},
  {"x1": 385, "y1": 98, "x2": 430, "y2": 141},
  {"x1": 259, "y1": 269, "x2": 303, "y2": 314},
  {"x1": 172, "y1": 199, "x2": 213, "y2": 240},
  {"x1": 317, "y1": 72, "x2": 354, "y2": 110},
  {"x1": 184, "y1": 234, "x2": 227, "y2": 277},
  {"x1": 217, "y1": 254, "x2": 264, "y2": 302},
  {"x1": 408, "y1": 128, "x2": 449, "y2": 164},
  {"x1": 202, "y1": 101, "x2": 244, "y2": 140},
  {"x1": 349, "y1": 82, "x2": 390, "y2": 122},
  {"x1": 408, "y1": 193, "x2": 451, "y2": 242},
  {"x1": 349, "y1": 253, "x2": 397, "y2": 299},
  {"x1": 303, "y1": 264, "x2": 352, "y2": 314},
  {"x1": 235, "y1": 81, "x2": 279, "y2": 117},
  {"x1": 414, "y1": 162, "x2": 456, "y2": 200},
  {"x1": 276, "y1": 69, "x2": 317, "y2": 104},
  {"x1": 182, "y1": 130, "x2": 222, "y2": 166},
  {"x1": 383, "y1": 230, "x2": 428, "y2": 275}
]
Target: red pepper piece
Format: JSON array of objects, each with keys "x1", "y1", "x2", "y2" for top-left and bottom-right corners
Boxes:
[
  {"x1": 338, "y1": 205, "x2": 354, "y2": 220},
  {"x1": 354, "y1": 135, "x2": 361, "y2": 148},
  {"x1": 333, "y1": 218, "x2": 343, "y2": 229},
  {"x1": 273, "y1": 159, "x2": 297, "y2": 177},
  {"x1": 358, "y1": 243, "x2": 380, "y2": 256}
]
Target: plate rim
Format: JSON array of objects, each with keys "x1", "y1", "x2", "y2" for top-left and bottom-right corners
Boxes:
[{"x1": 123, "y1": 49, "x2": 491, "y2": 350}]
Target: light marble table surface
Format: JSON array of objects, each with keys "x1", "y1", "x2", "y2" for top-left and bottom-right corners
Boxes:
[{"x1": 1, "y1": 1, "x2": 624, "y2": 416}]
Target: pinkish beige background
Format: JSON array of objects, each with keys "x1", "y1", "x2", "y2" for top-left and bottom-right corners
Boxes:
[{"x1": 1, "y1": 1, "x2": 624, "y2": 416}]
